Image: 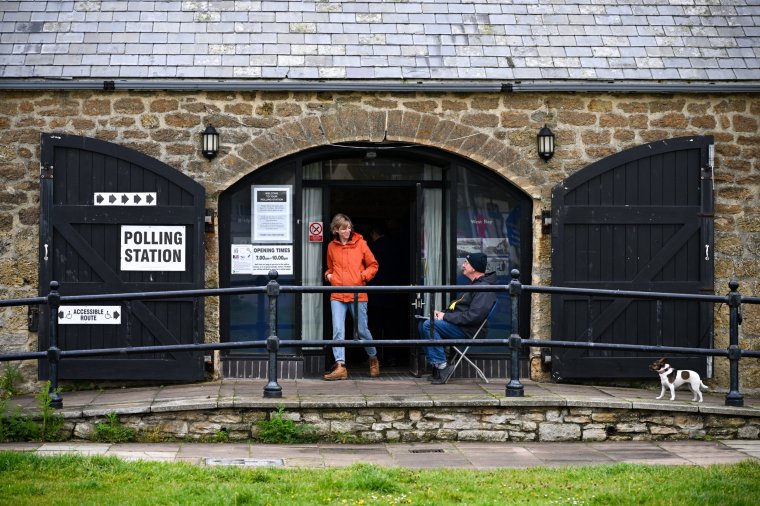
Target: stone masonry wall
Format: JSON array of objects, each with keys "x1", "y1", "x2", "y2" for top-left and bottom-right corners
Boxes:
[
  {"x1": 60, "y1": 406, "x2": 760, "y2": 443},
  {"x1": 0, "y1": 89, "x2": 758, "y2": 390}
]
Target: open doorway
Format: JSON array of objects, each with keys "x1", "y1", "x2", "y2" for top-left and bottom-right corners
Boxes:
[{"x1": 328, "y1": 186, "x2": 414, "y2": 371}]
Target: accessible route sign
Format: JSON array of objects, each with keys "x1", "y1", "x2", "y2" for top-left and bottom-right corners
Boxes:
[
  {"x1": 58, "y1": 306, "x2": 121, "y2": 325},
  {"x1": 120, "y1": 225, "x2": 186, "y2": 272}
]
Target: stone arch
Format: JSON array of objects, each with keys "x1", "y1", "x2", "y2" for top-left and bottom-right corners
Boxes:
[{"x1": 227, "y1": 108, "x2": 544, "y2": 199}]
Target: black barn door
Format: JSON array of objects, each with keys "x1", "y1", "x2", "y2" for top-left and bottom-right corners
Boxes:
[
  {"x1": 38, "y1": 134, "x2": 205, "y2": 381},
  {"x1": 551, "y1": 136, "x2": 714, "y2": 379}
]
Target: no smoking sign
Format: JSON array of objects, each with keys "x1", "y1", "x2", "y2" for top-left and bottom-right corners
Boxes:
[{"x1": 308, "y1": 221, "x2": 323, "y2": 242}]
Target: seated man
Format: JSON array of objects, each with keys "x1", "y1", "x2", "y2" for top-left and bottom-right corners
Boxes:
[{"x1": 418, "y1": 252, "x2": 496, "y2": 384}]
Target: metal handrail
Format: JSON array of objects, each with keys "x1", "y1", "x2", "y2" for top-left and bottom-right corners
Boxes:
[{"x1": 0, "y1": 270, "x2": 755, "y2": 408}]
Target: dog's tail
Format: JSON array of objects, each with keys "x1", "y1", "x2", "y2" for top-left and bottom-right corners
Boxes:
[{"x1": 701, "y1": 381, "x2": 709, "y2": 391}]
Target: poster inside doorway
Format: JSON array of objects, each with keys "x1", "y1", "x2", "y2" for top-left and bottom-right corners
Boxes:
[{"x1": 251, "y1": 185, "x2": 292, "y2": 243}]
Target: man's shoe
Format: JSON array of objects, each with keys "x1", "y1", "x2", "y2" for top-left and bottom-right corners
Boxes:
[
  {"x1": 431, "y1": 364, "x2": 455, "y2": 385},
  {"x1": 368, "y1": 356, "x2": 380, "y2": 377},
  {"x1": 428, "y1": 367, "x2": 441, "y2": 382},
  {"x1": 323, "y1": 363, "x2": 348, "y2": 381}
]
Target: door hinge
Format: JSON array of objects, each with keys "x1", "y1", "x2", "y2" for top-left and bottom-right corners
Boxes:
[{"x1": 40, "y1": 164, "x2": 54, "y2": 179}]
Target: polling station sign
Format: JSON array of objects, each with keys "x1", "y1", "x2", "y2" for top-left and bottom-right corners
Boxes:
[{"x1": 120, "y1": 225, "x2": 186, "y2": 271}]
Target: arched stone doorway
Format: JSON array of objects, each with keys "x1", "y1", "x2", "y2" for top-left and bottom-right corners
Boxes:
[{"x1": 219, "y1": 143, "x2": 533, "y2": 379}]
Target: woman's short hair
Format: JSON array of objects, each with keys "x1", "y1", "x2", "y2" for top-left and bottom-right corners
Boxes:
[{"x1": 330, "y1": 213, "x2": 352, "y2": 235}]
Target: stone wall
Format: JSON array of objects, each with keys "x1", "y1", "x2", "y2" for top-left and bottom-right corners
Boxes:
[
  {"x1": 0, "y1": 89, "x2": 758, "y2": 390},
  {"x1": 60, "y1": 405, "x2": 760, "y2": 443}
]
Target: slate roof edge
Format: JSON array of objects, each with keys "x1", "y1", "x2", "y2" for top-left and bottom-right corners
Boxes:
[{"x1": 1, "y1": 79, "x2": 760, "y2": 94}]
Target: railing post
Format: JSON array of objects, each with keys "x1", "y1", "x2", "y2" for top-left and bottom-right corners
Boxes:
[
  {"x1": 353, "y1": 292, "x2": 359, "y2": 340},
  {"x1": 725, "y1": 279, "x2": 743, "y2": 407},
  {"x1": 46, "y1": 281, "x2": 63, "y2": 409},
  {"x1": 263, "y1": 270, "x2": 282, "y2": 398},
  {"x1": 506, "y1": 269, "x2": 524, "y2": 397}
]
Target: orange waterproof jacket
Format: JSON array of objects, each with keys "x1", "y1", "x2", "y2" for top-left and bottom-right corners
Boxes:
[{"x1": 324, "y1": 232, "x2": 378, "y2": 302}]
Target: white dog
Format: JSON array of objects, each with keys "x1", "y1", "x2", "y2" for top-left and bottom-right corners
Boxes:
[{"x1": 649, "y1": 358, "x2": 708, "y2": 402}]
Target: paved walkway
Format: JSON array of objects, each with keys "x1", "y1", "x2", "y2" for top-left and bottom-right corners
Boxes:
[
  {"x1": 2, "y1": 378, "x2": 759, "y2": 468},
  {"x1": 5, "y1": 377, "x2": 760, "y2": 416},
  {"x1": 2, "y1": 440, "x2": 759, "y2": 468}
]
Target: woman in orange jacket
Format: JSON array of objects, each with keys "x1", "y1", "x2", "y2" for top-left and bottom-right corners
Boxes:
[{"x1": 323, "y1": 213, "x2": 380, "y2": 380}]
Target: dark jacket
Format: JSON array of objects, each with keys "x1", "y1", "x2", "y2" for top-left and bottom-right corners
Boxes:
[{"x1": 442, "y1": 272, "x2": 497, "y2": 338}]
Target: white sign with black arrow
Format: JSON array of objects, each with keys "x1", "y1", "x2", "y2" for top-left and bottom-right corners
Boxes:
[
  {"x1": 94, "y1": 192, "x2": 157, "y2": 206},
  {"x1": 58, "y1": 306, "x2": 122, "y2": 325}
]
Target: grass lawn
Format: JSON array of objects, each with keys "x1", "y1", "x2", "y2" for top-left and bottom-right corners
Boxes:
[{"x1": 0, "y1": 451, "x2": 758, "y2": 505}]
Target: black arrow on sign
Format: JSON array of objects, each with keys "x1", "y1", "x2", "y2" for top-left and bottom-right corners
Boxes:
[
  {"x1": 113, "y1": 311, "x2": 120, "y2": 319},
  {"x1": 109, "y1": 194, "x2": 116, "y2": 203},
  {"x1": 146, "y1": 194, "x2": 154, "y2": 204},
  {"x1": 134, "y1": 194, "x2": 141, "y2": 204},
  {"x1": 96, "y1": 194, "x2": 104, "y2": 204},
  {"x1": 58, "y1": 311, "x2": 64, "y2": 319},
  {"x1": 121, "y1": 194, "x2": 129, "y2": 203}
]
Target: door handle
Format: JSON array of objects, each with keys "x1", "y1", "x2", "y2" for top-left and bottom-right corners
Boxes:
[
  {"x1": 704, "y1": 244, "x2": 709, "y2": 261},
  {"x1": 44, "y1": 243, "x2": 48, "y2": 261}
]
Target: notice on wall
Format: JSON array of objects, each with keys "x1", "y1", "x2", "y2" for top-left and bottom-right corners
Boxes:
[
  {"x1": 231, "y1": 244, "x2": 254, "y2": 274},
  {"x1": 251, "y1": 244, "x2": 293, "y2": 275},
  {"x1": 251, "y1": 185, "x2": 292, "y2": 243},
  {"x1": 308, "y1": 221, "x2": 323, "y2": 242},
  {"x1": 58, "y1": 306, "x2": 121, "y2": 325},
  {"x1": 120, "y1": 225, "x2": 186, "y2": 272}
]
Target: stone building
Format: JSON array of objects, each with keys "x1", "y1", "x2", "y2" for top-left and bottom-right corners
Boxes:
[{"x1": 0, "y1": 0, "x2": 758, "y2": 390}]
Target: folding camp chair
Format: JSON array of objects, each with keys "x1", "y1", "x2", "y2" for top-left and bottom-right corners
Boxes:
[{"x1": 444, "y1": 301, "x2": 497, "y2": 384}]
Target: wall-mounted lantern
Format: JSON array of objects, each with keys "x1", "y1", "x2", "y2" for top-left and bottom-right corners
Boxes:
[
  {"x1": 201, "y1": 125, "x2": 219, "y2": 160},
  {"x1": 537, "y1": 124, "x2": 555, "y2": 162}
]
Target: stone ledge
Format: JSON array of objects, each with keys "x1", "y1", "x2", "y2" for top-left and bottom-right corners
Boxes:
[
  {"x1": 50, "y1": 405, "x2": 760, "y2": 443},
  {"x1": 500, "y1": 397, "x2": 565, "y2": 407},
  {"x1": 300, "y1": 398, "x2": 367, "y2": 408},
  {"x1": 81, "y1": 404, "x2": 151, "y2": 417},
  {"x1": 566, "y1": 399, "x2": 633, "y2": 409},
  {"x1": 699, "y1": 405, "x2": 760, "y2": 416},
  {"x1": 366, "y1": 398, "x2": 435, "y2": 408},
  {"x1": 431, "y1": 397, "x2": 501, "y2": 407},
  {"x1": 232, "y1": 398, "x2": 299, "y2": 409},
  {"x1": 632, "y1": 401, "x2": 700, "y2": 413},
  {"x1": 151, "y1": 400, "x2": 220, "y2": 413}
]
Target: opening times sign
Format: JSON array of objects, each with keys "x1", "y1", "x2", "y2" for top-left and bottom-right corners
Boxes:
[
  {"x1": 120, "y1": 225, "x2": 186, "y2": 272},
  {"x1": 232, "y1": 244, "x2": 293, "y2": 275}
]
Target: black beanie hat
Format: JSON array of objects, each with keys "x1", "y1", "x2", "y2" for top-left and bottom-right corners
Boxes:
[{"x1": 466, "y1": 252, "x2": 488, "y2": 273}]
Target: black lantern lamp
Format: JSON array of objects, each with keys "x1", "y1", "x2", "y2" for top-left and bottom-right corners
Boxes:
[
  {"x1": 537, "y1": 124, "x2": 555, "y2": 162},
  {"x1": 201, "y1": 124, "x2": 219, "y2": 160}
]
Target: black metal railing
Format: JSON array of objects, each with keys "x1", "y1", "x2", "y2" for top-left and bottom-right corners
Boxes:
[{"x1": 1, "y1": 270, "x2": 758, "y2": 408}]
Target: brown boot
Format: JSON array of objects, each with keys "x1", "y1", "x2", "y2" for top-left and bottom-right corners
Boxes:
[
  {"x1": 369, "y1": 356, "x2": 380, "y2": 378},
  {"x1": 323, "y1": 362, "x2": 348, "y2": 381}
]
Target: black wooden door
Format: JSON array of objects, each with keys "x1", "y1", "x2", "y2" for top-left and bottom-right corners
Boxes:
[
  {"x1": 551, "y1": 136, "x2": 714, "y2": 379},
  {"x1": 38, "y1": 134, "x2": 205, "y2": 381}
]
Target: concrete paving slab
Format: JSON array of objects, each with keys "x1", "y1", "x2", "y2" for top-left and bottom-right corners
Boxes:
[
  {"x1": 177, "y1": 443, "x2": 251, "y2": 457},
  {"x1": 36, "y1": 442, "x2": 111, "y2": 456},
  {"x1": 282, "y1": 457, "x2": 326, "y2": 467},
  {"x1": 108, "y1": 451, "x2": 178, "y2": 462},
  {"x1": 3, "y1": 440, "x2": 757, "y2": 469}
]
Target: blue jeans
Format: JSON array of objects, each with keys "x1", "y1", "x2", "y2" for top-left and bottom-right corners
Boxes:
[
  {"x1": 330, "y1": 300, "x2": 376, "y2": 363},
  {"x1": 418, "y1": 318, "x2": 466, "y2": 367}
]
